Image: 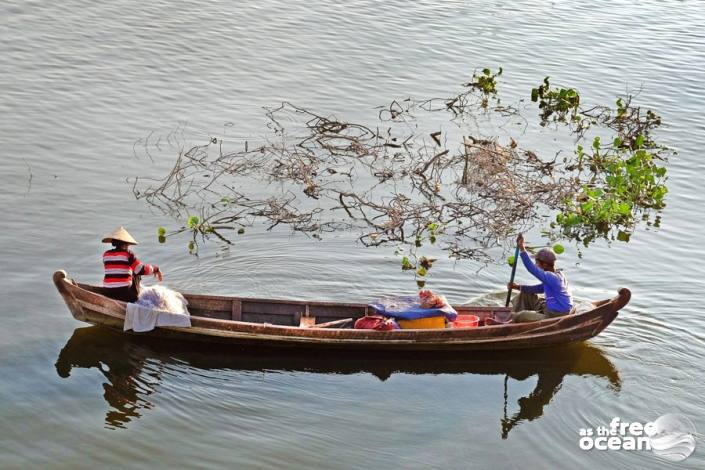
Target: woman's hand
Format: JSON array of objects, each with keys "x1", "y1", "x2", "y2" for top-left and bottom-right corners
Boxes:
[
  {"x1": 517, "y1": 233, "x2": 526, "y2": 252},
  {"x1": 507, "y1": 282, "x2": 521, "y2": 291},
  {"x1": 154, "y1": 267, "x2": 163, "y2": 282}
]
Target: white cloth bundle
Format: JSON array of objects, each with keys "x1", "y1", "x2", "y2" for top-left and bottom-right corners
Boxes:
[
  {"x1": 124, "y1": 303, "x2": 192, "y2": 332},
  {"x1": 123, "y1": 285, "x2": 191, "y2": 332}
]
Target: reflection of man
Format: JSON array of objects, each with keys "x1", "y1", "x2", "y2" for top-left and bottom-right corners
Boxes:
[
  {"x1": 501, "y1": 371, "x2": 564, "y2": 439},
  {"x1": 507, "y1": 234, "x2": 573, "y2": 322}
]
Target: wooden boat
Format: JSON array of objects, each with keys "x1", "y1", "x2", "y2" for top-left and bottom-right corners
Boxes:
[{"x1": 53, "y1": 270, "x2": 630, "y2": 351}]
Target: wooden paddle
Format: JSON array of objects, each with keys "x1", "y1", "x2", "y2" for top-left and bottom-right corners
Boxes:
[{"x1": 505, "y1": 234, "x2": 521, "y2": 307}]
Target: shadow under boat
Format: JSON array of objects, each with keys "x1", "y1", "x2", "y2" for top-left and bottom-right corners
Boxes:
[{"x1": 55, "y1": 326, "x2": 621, "y2": 435}]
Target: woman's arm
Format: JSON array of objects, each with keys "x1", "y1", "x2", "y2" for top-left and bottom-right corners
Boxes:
[{"x1": 130, "y1": 253, "x2": 157, "y2": 276}]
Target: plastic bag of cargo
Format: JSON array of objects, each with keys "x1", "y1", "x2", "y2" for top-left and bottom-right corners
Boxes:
[
  {"x1": 368, "y1": 295, "x2": 457, "y2": 321},
  {"x1": 419, "y1": 289, "x2": 448, "y2": 309},
  {"x1": 354, "y1": 315, "x2": 400, "y2": 331}
]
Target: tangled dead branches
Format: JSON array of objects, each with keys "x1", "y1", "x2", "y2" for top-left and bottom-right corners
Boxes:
[
  {"x1": 135, "y1": 104, "x2": 574, "y2": 260},
  {"x1": 133, "y1": 73, "x2": 671, "y2": 266}
]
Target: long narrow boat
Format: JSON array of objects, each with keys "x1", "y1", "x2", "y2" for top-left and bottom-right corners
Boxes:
[{"x1": 53, "y1": 270, "x2": 630, "y2": 351}]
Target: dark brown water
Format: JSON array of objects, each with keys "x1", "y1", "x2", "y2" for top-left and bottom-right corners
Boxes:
[{"x1": 1, "y1": 0, "x2": 704, "y2": 468}]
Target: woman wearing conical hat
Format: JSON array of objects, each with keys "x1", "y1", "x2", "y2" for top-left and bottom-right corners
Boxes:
[{"x1": 101, "y1": 227, "x2": 163, "y2": 303}]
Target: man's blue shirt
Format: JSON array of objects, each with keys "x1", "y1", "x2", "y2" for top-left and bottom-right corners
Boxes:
[{"x1": 519, "y1": 251, "x2": 573, "y2": 313}]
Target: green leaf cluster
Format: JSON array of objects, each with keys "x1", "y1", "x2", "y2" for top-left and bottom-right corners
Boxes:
[
  {"x1": 553, "y1": 134, "x2": 668, "y2": 245},
  {"x1": 531, "y1": 77, "x2": 580, "y2": 124},
  {"x1": 469, "y1": 67, "x2": 503, "y2": 96},
  {"x1": 399, "y1": 222, "x2": 445, "y2": 287}
]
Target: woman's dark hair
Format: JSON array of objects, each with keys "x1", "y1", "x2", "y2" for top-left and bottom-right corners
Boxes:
[{"x1": 111, "y1": 240, "x2": 129, "y2": 250}]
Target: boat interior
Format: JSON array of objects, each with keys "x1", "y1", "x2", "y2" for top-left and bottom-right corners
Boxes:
[{"x1": 78, "y1": 282, "x2": 511, "y2": 329}]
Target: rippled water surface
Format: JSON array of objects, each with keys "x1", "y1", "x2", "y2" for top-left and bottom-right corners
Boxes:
[{"x1": 1, "y1": 0, "x2": 704, "y2": 468}]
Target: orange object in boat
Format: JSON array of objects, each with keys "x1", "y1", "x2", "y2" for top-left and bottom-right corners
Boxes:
[
  {"x1": 452, "y1": 314, "x2": 479, "y2": 328},
  {"x1": 397, "y1": 316, "x2": 446, "y2": 329}
]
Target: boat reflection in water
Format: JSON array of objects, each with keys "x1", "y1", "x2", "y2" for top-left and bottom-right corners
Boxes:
[{"x1": 55, "y1": 326, "x2": 621, "y2": 435}]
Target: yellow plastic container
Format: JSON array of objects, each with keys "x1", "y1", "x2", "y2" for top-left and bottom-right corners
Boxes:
[{"x1": 397, "y1": 316, "x2": 446, "y2": 329}]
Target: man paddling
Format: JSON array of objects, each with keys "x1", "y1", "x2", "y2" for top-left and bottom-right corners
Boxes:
[
  {"x1": 102, "y1": 226, "x2": 163, "y2": 303},
  {"x1": 505, "y1": 234, "x2": 573, "y2": 322}
]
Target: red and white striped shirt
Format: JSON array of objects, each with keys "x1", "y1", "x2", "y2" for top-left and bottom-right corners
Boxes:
[{"x1": 103, "y1": 249, "x2": 156, "y2": 288}]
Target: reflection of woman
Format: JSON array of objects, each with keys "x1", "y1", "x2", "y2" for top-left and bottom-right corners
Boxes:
[
  {"x1": 55, "y1": 327, "x2": 158, "y2": 429},
  {"x1": 102, "y1": 226, "x2": 162, "y2": 303}
]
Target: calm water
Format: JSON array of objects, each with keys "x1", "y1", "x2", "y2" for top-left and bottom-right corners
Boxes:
[{"x1": 1, "y1": 0, "x2": 704, "y2": 468}]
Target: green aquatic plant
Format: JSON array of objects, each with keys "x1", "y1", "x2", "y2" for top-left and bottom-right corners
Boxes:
[
  {"x1": 472, "y1": 68, "x2": 502, "y2": 93},
  {"x1": 187, "y1": 216, "x2": 200, "y2": 229},
  {"x1": 466, "y1": 67, "x2": 502, "y2": 107},
  {"x1": 553, "y1": 139, "x2": 667, "y2": 245},
  {"x1": 531, "y1": 77, "x2": 580, "y2": 124},
  {"x1": 155, "y1": 211, "x2": 241, "y2": 255},
  {"x1": 398, "y1": 222, "x2": 443, "y2": 288}
]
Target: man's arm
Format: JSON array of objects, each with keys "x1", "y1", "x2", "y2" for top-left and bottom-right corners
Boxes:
[
  {"x1": 520, "y1": 283, "x2": 544, "y2": 294},
  {"x1": 520, "y1": 251, "x2": 550, "y2": 283}
]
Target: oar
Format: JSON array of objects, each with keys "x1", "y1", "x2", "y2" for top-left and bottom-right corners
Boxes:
[{"x1": 505, "y1": 234, "x2": 521, "y2": 307}]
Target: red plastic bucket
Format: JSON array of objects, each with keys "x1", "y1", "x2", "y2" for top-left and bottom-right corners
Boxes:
[{"x1": 452, "y1": 314, "x2": 479, "y2": 328}]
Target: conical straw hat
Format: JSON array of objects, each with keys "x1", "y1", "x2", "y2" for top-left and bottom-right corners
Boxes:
[{"x1": 102, "y1": 226, "x2": 139, "y2": 245}]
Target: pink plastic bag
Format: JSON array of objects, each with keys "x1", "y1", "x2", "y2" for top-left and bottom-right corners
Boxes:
[{"x1": 354, "y1": 315, "x2": 399, "y2": 331}]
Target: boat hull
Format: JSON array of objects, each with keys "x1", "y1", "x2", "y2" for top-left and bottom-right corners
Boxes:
[{"x1": 53, "y1": 270, "x2": 629, "y2": 351}]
